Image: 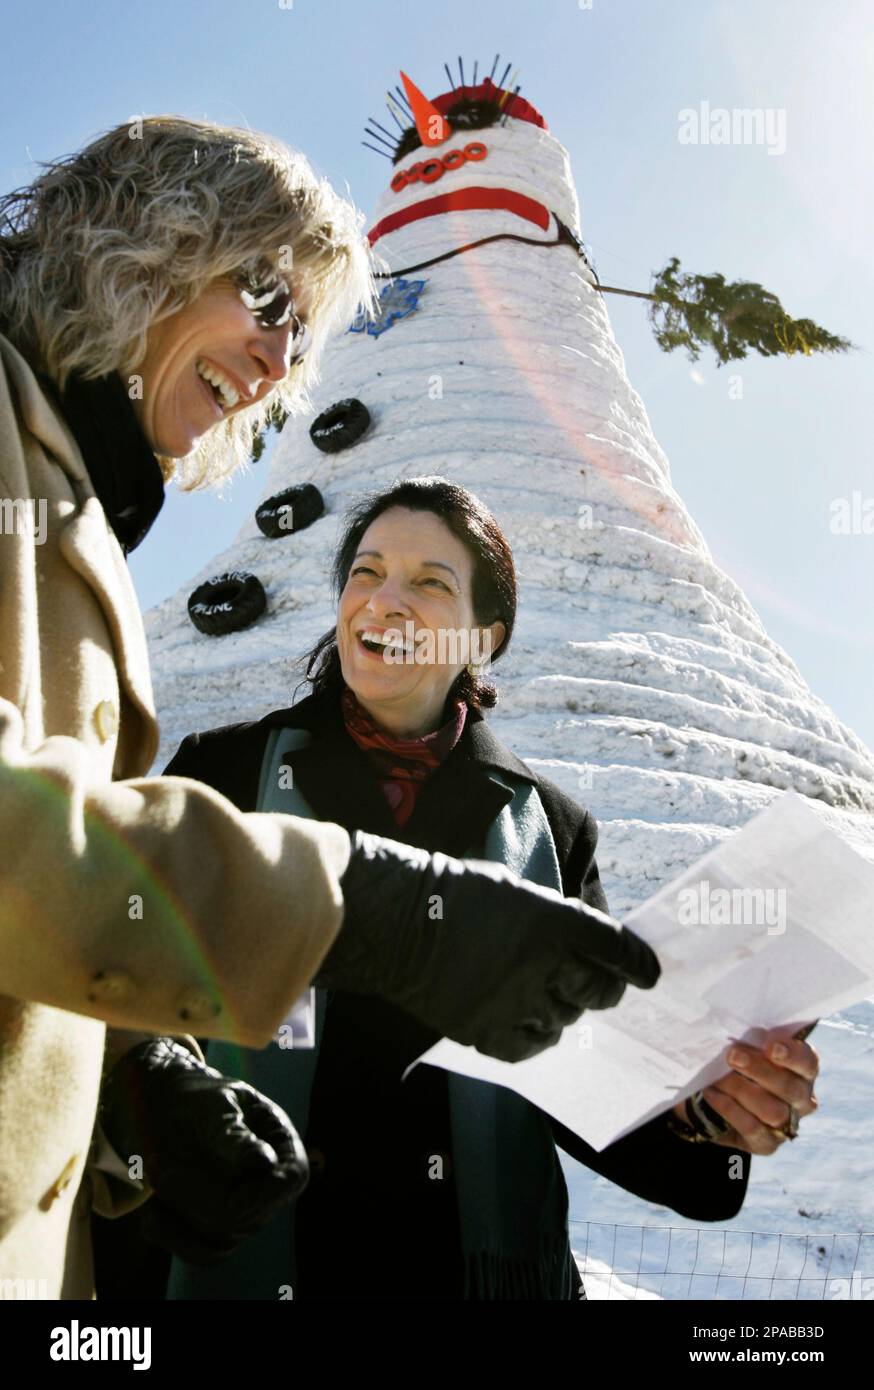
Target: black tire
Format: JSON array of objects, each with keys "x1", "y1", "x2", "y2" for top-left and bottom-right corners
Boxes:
[
  {"x1": 187, "y1": 571, "x2": 267, "y2": 636},
  {"x1": 309, "y1": 398, "x2": 371, "y2": 454},
  {"x1": 255, "y1": 483, "x2": 324, "y2": 539}
]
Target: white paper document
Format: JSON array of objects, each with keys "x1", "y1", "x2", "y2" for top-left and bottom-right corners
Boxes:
[{"x1": 411, "y1": 790, "x2": 874, "y2": 1151}]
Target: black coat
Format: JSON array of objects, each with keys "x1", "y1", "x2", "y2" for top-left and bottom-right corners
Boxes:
[{"x1": 163, "y1": 687, "x2": 750, "y2": 1296}]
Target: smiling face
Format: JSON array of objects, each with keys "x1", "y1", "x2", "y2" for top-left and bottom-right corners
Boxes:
[
  {"x1": 127, "y1": 276, "x2": 309, "y2": 457},
  {"x1": 336, "y1": 506, "x2": 507, "y2": 738}
]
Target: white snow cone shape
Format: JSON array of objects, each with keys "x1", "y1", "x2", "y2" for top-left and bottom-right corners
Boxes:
[{"x1": 146, "y1": 65, "x2": 874, "y2": 915}]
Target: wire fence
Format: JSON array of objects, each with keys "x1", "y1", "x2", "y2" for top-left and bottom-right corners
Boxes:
[{"x1": 570, "y1": 1221, "x2": 874, "y2": 1301}]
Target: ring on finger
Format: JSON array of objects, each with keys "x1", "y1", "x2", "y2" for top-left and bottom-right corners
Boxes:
[{"x1": 767, "y1": 1103, "x2": 800, "y2": 1143}]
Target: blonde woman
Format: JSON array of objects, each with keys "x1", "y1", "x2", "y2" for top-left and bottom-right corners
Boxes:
[{"x1": 0, "y1": 117, "x2": 658, "y2": 1299}]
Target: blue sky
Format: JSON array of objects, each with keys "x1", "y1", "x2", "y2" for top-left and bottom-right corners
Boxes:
[{"x1": 3, "y1": 0, "x2": 872, "y2": 748}]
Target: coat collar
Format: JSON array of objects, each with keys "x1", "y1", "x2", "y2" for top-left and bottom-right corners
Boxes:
[
  {"x1": 0, "y1": 332, "x2": 88, "y2": 485},
  {"x1": 0, "y1": 333, "x2": 165, "y2": 556},
  {"x1": 260, "y1": 689, "x2": 536, "y2": 857},
  {"x1": 0, "y1": 333, "x2": 159, "y2": 770}
]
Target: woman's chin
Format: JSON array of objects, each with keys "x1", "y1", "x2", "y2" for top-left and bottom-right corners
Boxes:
[
  {"x1": 150, "y1": 427, "x2": 202, "y2": 459},
  {"x1": 152, "y1": 403, "x2": 221, "y2": 457},
  {"x1": 345, "y1": 666, "x2": 418, "y2": 704},
  {"x1": 349, "y1": 674, "x2": 406, "y2": 701}
]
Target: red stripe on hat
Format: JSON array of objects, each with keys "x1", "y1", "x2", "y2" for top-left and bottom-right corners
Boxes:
[{"x1": 432, "y1": 80, "x2": 547, "y2": 130}]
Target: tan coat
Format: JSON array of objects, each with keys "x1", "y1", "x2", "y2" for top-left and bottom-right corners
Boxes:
[{"x1": 0, "y1": 332, "x2": 351, "y2": 1299}]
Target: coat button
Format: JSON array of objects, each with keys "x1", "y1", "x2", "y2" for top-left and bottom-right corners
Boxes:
[
  {"x1": 40, "y1": 1153, "x2": 80, "y2": 1211},
  {"x1": 176, "y1": 986, "x2": 222, "y2": 1023},
  {"x1": 88, "y1": 969, "x2": 137, "y2": 1003},
  {"x1": 94, "y1": 699, "x2": 119, "y2": 742}
]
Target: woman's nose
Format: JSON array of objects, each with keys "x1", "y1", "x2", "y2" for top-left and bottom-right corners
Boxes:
[
  {"x1": 367, "y1": 579, "x2": 408, "y2": 617},
  {"x1": 248, "y1": 323, "x2": 296, "y2": 382}
]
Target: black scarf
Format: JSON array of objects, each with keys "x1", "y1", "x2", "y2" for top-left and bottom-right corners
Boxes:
[{"x1": 51, "y1": 369, "x2": 166, "y2": 557}]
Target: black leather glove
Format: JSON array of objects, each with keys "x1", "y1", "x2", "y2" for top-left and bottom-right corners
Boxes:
[
  {"x1": 100, "y1": 1038, "x2": 308, "y2": 1265},
  {"x1": 315, "y1": 830, "x2": 660, "y2": 1063}
]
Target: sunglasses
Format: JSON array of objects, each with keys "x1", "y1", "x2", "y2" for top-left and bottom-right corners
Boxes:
[{"x1": 231, "y1": 265, "x2": 312, "y2": 365}]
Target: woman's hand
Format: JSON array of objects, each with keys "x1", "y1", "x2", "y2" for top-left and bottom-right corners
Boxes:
[{"x1": 670, "y1": 1026, "x2": 820, "y2": 1155}]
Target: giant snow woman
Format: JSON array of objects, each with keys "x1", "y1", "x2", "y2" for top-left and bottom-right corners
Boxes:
[{"x1": 146, "y1": 60, "x2": 874, "y2": 916}]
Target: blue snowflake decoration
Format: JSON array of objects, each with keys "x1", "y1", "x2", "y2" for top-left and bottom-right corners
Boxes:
[{"x1": 348, "y1": 278, "x2": 427, "y2": 338}]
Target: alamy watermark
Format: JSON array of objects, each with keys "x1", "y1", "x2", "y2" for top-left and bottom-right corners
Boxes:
[
  {"x1": 1, "y1": 1277, "x2": 49, "y2": 1299},
  {"x1": 829, "y1": 491, "x2": 874, "y2": 535},
  {"x1": 50, "y1": 1320, "x2": 151, "y2": 1369},
  {"x1": 0, "y1": 497, "x2": 47, "y2": 544},
  {"x1": 678, "y1": 102, "x2": 787, "y2": 156},
  {"x1": 677, "y1": 879, "x2": 787, "y2": 934},
  {"x1": 367, "y1": 622, "x2": 494, "y2": 667}
]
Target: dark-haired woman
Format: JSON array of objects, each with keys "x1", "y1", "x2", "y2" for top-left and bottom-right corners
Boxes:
[{"x1": 165, "y1": 477, "x2": 819, "y2": 1301}]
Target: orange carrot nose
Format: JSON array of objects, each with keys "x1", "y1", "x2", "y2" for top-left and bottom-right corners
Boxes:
[{"x1": 400, "y1": 70, "x2": 451, "y2": 147}]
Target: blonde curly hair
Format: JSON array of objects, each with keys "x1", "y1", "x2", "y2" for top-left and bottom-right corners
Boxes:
[{"x1": 0, "y1": 115, "x2": 378, "y2": 488}]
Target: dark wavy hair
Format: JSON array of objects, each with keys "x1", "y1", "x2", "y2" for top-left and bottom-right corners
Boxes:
[{"x1": 296, "y1": 476, "x2": 517, "y2": 710}]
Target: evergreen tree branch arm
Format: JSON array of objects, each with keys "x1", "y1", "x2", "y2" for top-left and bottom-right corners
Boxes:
[{"x1": 595, "y1": 257, "x2": 854, "y2": 365}]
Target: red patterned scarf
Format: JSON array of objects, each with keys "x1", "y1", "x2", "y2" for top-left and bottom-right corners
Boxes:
[{"x1": 340, "y1": 685, "x2": 467, "y2": 828}]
